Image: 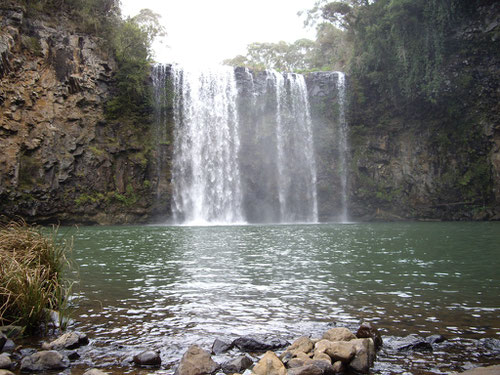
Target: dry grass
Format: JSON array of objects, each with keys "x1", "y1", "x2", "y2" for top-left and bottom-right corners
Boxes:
[{"x1": 0, "y1": 220, "x2": 73, "y2": 332}]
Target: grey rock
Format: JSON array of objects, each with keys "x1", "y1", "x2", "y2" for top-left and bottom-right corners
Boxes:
[
  {"x1": 83, "y1": 369, "x2": 109, "y2": 375},
  {"x1": 232, "y1": 336, "x2": 289, "y2": 352},
  {"x1": 212, "y1": 338, "x2": 233, "y2": 355},
  {"x1": 0, "y1": 354, "x2": 11, "y2": 369},
  {"x1": 459, "y1": 365, "x2": 500, "y2": 374},
  {"x1": 42, "y1": 331, "x2": 89, "y2": 350},
  {"x1": 1, "y1": 341, "x2": 14, "y2": 353},
  {"x1": 222, "y1": 355, "x2": 253, "y2": 373},
  {"x1": 0, "y1": 334, "x2": 5, "y2": 352},
  {"x1": 0, "y1": 370, "x2": 15, "y2": 375},
  {"x1": 20, "y1": 350, "x2": 70, "y2": 372},
  {"x1": 322, "y1": 328, "x2": 356, "y2": 342},
  {"x1": 133, "y1": 350, "x2": 161, "y2": 367},
  {"x1": 425, "y1": 334, "x2": 446, "y2": 345},
  {"x1": 348, "y1": 339, "x2": 376, "y2": 374}
]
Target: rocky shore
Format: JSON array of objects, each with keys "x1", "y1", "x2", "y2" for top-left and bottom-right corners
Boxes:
[{"x1": 1, "y1": 323, "x2": 499, "y2": 374}]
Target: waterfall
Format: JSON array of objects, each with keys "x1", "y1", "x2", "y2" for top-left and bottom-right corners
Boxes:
[
  {"x1": 153, "y1": 64, "x2": 319, "y2": 225},
  {"x1": 336, "y1": 72, "x2": 349, "y2": 222},
  {"x1": 171, "y1": 65, "x2": 244, "y2": 225},
  {"x1": 273, "y1": 71, "x2": 318, "y2": 223}
]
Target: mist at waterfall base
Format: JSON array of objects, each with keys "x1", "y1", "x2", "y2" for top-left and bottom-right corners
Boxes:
[{"x1": 152, "y1": 64, "x2": 352, "y2": 225}]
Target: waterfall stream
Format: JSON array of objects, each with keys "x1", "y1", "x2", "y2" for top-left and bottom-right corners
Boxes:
[
  {"x1": 153, "y1": 65, "x2": 323, "y2": 225},
  {"x1": 336, "y1": 72, "x2": 349, "y2": 222}
]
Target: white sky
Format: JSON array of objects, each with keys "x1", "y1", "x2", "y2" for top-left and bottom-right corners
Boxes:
[{"x1": 120, "y1": 0, "x2": 317, "y2": 65}]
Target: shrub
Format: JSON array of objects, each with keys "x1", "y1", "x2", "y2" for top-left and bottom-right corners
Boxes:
[{"x1": 0, "y1": 220, "x2": 73, "y2": 333}]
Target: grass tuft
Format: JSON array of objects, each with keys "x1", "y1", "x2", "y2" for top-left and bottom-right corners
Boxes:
[{"x1": 0, "y1": 220, "x2": 73, "y2": 333}]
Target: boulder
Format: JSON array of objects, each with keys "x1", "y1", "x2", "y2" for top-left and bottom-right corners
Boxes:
[
  {"x1": 287, "y1": 364, "x2": 323, "y2": 375},
  {"x1": 221, "y1": 355, "x2": 253, "y2": 373},
  {"x1": 385, "y1": 335, "x2": 433, "y2": 352},
  {"x1": 20, "y1": 350, "x2": 70, "y2": 372},
  {"x1": 331, "y1": 361, "x2": 345, "y2": 374},
  {"x1": 212, "y1": 338, "x2": 233, "y2": 355},
  {"x1": 322, "y1": 328, "x2": 356, "y2": 342},
  {"x1": 356, "y1": 322, "x2": 383, "y2": 350},
  {"x1": 0, "y1": 370, "x2": 15, "y2": 375},
  {"x1": 174, "y1": 345, "x2": 219, "y2": 375},
  {"x1": 0, "y1": 354, "x2": 11, "y2": 369},
  {"x1": 133, "y1": 350, "x2": 161, "y2": 367},
  {"x1": 232, "y1": 337, "x2": 289, "y2": 352},
  {"x1": 324, "y1": 342, "x2": 356, "y2": 363},
  {"x1": 83, "y1": 369, "x2": 110, "y2": 375},
  {"x1": 305, "y1": 360, "x2": 336, "y2": 375},
  {"x1": 287, "y1": 358, "x2": 305, "y2": 368},
  {"x1": 252, "y1": 351, "x2": 287, "y2": 375},
  {"x1": 312, "y1": 353, "x2": 331, "y2": 364},
  {"x1": 42, "y1": 331, "x2": 89, "y2": 350},
  {"x1": 348, "y1": 339, "x2": 375, "y2": 374},
  {"x1": 286, "y1": 336, "x2": 314, "y2": 355},
  {"x1": 0, "y1": 341, "x2": 14, "y2": 353}
]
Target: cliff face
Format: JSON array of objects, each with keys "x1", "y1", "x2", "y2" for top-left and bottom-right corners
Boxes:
[
  {"x1": 0, "y1": 4, "x2": 159, "y2": 224},
  {"x1": 330, "y1": 2, "x2": 500, "y2": 221}
]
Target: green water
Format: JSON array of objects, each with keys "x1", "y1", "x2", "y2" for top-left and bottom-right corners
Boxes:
[{"x1": 69, "y1": 222, "x2": 500, "y2": 372}]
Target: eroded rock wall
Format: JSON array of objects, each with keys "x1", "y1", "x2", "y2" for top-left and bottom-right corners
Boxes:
[{"x1": 0, "y1": 4, "x2": 160, "y2": 224}]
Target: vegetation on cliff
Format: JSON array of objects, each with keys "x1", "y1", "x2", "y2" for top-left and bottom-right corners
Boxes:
[{"x1": 0, "y1": 221, "x2": 72, "y2": 333}]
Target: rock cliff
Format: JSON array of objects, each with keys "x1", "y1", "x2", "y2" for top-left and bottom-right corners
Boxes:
[{"x1": 0, "y1": 3, "x2": 161, "y2": 224}]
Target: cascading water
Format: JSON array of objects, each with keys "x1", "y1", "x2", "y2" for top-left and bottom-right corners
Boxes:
[
  {"x1": 153, "y1": 64, "x2": 319, "y2": 224},
  {"x1": 336, "y1": 72, "x2": 349, "y2": 222},
  {"x1": 273, "y1": 71, "x2": 318, "y2": 223},
  {"x1": 170, "y1": 65, "x2": 244, "y2": 225}
]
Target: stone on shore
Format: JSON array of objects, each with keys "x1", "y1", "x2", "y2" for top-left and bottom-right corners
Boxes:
[
  {"x1": 174, "y1": 345, "x2": 219, "y2": 375},
  {"x1": 83, "y1": 369, "x2": 110, "y2": 375},
  {"x1": 0, "y1": 354, "x2": 11, "y2": 369},
  {"x1": 348, "y1": 339, "x2": 376, "y2": 374},
  {"x1": 286, "y1": 336, "x2": 314, "y2": 355},
  {"x1": 20, "y1": 350, "x2": 70, "y2": 372},
  {"x1": 287, "y1": 364, "x2": 323, "y2": 375},
  {"x1": 42, "y1": 331, "x2": 89, "y2": 350},
  {"x1": 0, "y1": 370, "x2": 15, "y2": 375},
  {"x1": 221, "y1": 355, "x2": 253, "y2": 373},
  {"x1": 322, "y1": 328, "x2": 356, "y2": 342},
  {"x1": 233, "y1": 337, "x2": 289, "y2": 352},
  {"x1": 252, "y1": 351, "x2": 287, "y2": 375},
  {"x1": 133, "y1": 350, "x2": 161, "y2": 367},
  {"x1": 356, "y1": 322, "x2": 383, "y2": 350},
  {"x1": 212, "y1": 338, "x2": 233, "y2": 355},
  {"x1": 0, "y1": 334, "x2": 6, "y2": 352}
]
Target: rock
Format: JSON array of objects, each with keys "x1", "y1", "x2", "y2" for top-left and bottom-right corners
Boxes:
[
  {"x1": 0, "y1": 354, "x2": 11, "y2": 369},
  {"x1": 356, "y1": 322, "x2": 383, "y2": 350},
  {"x1": 287, "y1": 364, "x2": 323, "y2": 375},
  {"x1": 312, "y1": 353, "x2": 331, "y2": 364},
  {"x1": 331, "y1": 361, "x2": 345, "y2": 374},
  {"x1": 212, "y1": 338, "x2": 233, "y2": 355},
  {"x1": 459, "y1": 365, "x2": 500, "y2": 374},
  {"x1": 1, "y1": 341, "x2": 14, "y2": 353},
  {"x1": 66, "y1": 350, "x2": 80, "y2": 360},
  {"x1": 322, "y1": 328, "x2": 356, "y2": 342},
  {"x1": 83, "y1": 369, "x2": 110, "y2": 375},
  {"x1": 42, "y1": 331, "x2": 89, "y2": 350},
  {"x1": 308, "y1": 360, "x2": 336, "y2": 375},
  {"x1": 252, "y1": 351, "x2": 287, "y2": 375},
  {"x1": 348, "y1": 339, "x2": 375, "y2": 374},
  {"x1": 20, "y1": 350, "x2": 70, "y2": 372},
  {"x1": 425, "y1": 334, "x2": 446, "y2": 345},
  {"x1": 385, "y1": 335, "x2": 433, "y2": 352},
  {"x1": 0, "y1": 334, "x2": 5, "y2": 352},
  {"x1": 221, "y1": 355, "x2": 253, "y2": 373},
  {"x1": 0, "y1": 370, "x2": 15, "y2": 375},
  {"x1": 133, "y1": 350, "x2": 161, "y2": 367},
  {"x1": 324, "y1": 341, "x2": 356, "y2": 363},
  {"x1": 232, "y1": 337, "x2": 289, "y2": 352},
  {"x1": 287, "y1": 358, "x2": 305, "y2": 368},
  {"x1": 286, "y1": 336, "x2": 314, "y2": 355},
  {"x1": 174, "y1": 345, "x2": 219, "y2": 375}
]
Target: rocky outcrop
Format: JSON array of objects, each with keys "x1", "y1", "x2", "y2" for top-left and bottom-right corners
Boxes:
[
  {"x1": 0, "y1": 3, "x2": 162, "y2": 224},
  {"x1": 20, "y1": 350, "x2": 70, "y2": 372},
  {"x1": 306, "y1": 2, "x2": 500, "y2": 222}
]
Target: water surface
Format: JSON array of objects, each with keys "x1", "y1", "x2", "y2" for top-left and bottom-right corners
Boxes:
[{"x1": 68, "y1": 222, "x2": 500, "y2": 373}]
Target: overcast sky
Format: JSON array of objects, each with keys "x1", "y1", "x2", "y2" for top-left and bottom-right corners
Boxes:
[{"x1": 120, "y1": 0, "x2": 317, "y2": 65}]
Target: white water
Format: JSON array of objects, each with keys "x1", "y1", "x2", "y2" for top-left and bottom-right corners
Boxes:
[
  {"x1": 336, "y1": 72, "x2": 349, "y2": 223},
  {"x1": 170, "y1": 65, "x2": 244, "y2": 224},
  {"x1": 153, "y1": 65, "x2": 319, "y2": 224}
]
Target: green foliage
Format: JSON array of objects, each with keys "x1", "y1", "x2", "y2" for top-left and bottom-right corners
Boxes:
[{"x1": 106, "y1": 9, "x2": 166, "y2": 120}]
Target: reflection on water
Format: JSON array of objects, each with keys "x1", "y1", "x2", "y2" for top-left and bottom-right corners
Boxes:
[{"x1": 70, "y1": 222, "x2": 500, "y2": 373}]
